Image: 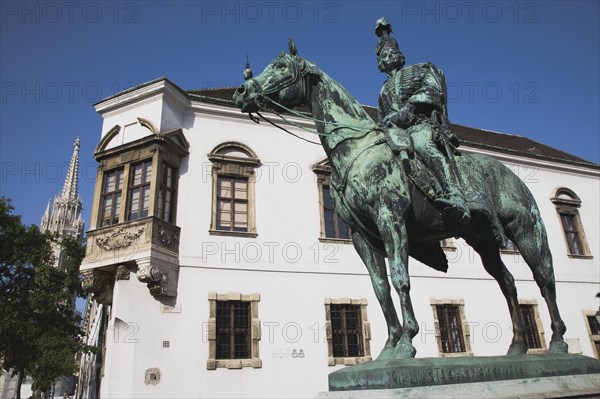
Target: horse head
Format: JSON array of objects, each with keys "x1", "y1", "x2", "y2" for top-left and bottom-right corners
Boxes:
[{"x1": 234, "y1": 39, "x2": 318, "y2": 113}]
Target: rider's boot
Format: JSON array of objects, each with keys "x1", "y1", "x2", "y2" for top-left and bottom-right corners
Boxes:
[
  {"x1": 426, "y1": 153, "x2": 471, "y2": 224},
  {"x1": 435, "y1": 189, "x2": 471, "y2": 224}
]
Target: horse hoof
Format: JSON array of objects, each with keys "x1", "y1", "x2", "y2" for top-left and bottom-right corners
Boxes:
[
  {"x1": 394, "y1": 342, "x2": 417, "y2": 358},
  {"x1": 507, "y1": 343, "x2": 528, "y2": 355},
  {"x1": 549, "y1": 340, "x2": 569, "y2": 353}
]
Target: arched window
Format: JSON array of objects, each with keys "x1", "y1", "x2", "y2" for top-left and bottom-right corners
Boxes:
[
  {"x1": 551, "y1": 188, "x2": 592, "y2": 258},
  {"x1": 208, "y1": 142, "x2": 260, "y2": 237}
]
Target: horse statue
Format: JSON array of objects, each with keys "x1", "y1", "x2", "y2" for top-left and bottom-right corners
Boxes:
[{"x1": 233, "y1": 39, "x2": 568, "y2": 359}]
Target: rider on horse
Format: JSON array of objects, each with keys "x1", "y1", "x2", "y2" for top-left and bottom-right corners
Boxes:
[{"x1": 375, "y1": 17, "x2": 471, "y2": 224}]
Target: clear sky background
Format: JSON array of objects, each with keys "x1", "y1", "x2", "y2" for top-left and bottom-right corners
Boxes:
[{"x1": 1, "y1": 0, "x2": 599, "y2": 229}]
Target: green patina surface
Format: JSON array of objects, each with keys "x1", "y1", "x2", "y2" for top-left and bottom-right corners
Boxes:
[
  {"x1": 328, "y1": 353, "x2": 600, "y2": 391},
  {"x1": 234, "y1": 33, "x2": 569, "y2": 364}
]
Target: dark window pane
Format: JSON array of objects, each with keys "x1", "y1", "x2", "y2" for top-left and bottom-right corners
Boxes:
[
  {"x1": 330, "y1": 304, "x2": 363, "y2": 358},
  {"x1": 520, "y1": 305, "x2": 542, "y2": 349},
  {"x1": 322, "y1": 185, "x2": 351, "y2": 239},
  {"x1": 436, "y1": 304, "x2": 466, "y2": 353},
  {"x1": 587, "y1": 316, "x2": 600, "y2": 335},
  {"x1": 216, "y1": 301, "x2": 251, "y2": 359},
  {"x1": 560, "y1": 213, "x2": 583, "y2": 255},
  {"x1": 128, "y1": 160, "x2": 152, "y2": 221},
  {"x1": 100, "y1": 168, "x2": 124, "y2": 227}
]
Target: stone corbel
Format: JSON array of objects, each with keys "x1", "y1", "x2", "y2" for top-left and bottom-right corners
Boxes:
[
  {"x1": 115, "y1": 264, "x2": 131, "y2": 280},
  {"x1": 136, "y1": 257, "x2": 177, "y2": 298},
  {"x1": 82, "y1": 269, "x2": 115, "y2": 305}
]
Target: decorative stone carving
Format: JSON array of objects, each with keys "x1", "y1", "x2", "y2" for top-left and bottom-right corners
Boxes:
[
  {"x1": 115, "y1": 264, "x2": 131, "y2": 280},
  {"x1": 95, "y1": 226, "x2": 144, "y2": 251},
  {"x1": 81, "y1": 269, "x2": 114, "y2": 305},
  {"x1": 156, "y1": 221, "x2": 179, "y2": 248},
  {"x1": 138, "y1": 263, "x2": 168, "y2": 296}
]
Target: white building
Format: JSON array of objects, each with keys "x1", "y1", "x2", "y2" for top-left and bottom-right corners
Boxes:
[{"x1": 78, "y1": 78, "x2": 599, "y2": 398}]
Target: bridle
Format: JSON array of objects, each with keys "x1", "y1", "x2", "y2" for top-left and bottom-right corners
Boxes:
[{"x1": 242, "y1": 54, "x2": 383, "y2": 146}]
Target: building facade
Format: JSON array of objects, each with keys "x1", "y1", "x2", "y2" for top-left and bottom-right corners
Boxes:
[{"x1": 78, "y1": 78, "x2": 599, "y2": 398}]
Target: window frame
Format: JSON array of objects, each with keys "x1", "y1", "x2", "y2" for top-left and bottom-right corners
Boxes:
[
  {"x1": 208, "y1": 142, "x2": 260, "y2": 238},
  {"x1": 324, "y1": 298, "x2": 371, "y2": 366},
  {"x1": 551, "y1": 188, "x2": 592, "y2": 259},
  {"x1": 157, "y1": 162, "x2": 178, "y2": 224},
  {"x1": 583, "y1": 310, "x2": 600, "y2": 359},
  {"x1": 313, "y1": 166, "x2": 352, "y2": 244},
  {"x1": 207, "y1": 292, "x2": 261, "y2": 370},
  {"x1": 99, "y1": 167, "x2": 124, "y2": 227},
  {"x1": 215, "y1": 176, "x2": 249, "y2": 233},
  {"x1": 518, "y1": 300, "x2": 546, "y2": 353},
  {"x1": 127, "y1": 159, "x2": 153, "y2": 221},
  {"x1": 431, "y1": 299, "x2": 473, "y2": 357}
]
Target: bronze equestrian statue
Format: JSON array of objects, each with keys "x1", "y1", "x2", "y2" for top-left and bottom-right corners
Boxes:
[{"x1": 233, "y1": 38, "x2": 568, "y2": 360}]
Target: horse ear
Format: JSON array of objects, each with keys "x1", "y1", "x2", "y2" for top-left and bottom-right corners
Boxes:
[{"x1": 288, "y1": 38, "x2": 298, "y2": 56}]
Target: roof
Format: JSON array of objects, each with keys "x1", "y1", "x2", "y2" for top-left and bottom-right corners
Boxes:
[{"x1": 185, "y1": 86, "x2": 598, "y2": 168}]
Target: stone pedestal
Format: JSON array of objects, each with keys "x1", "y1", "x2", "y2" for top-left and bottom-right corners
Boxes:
[{"x1": 319, "y1": 353, "x2": 600, "y2": 398}]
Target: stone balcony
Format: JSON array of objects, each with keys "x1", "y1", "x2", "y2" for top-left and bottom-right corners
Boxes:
[{"x1": 81, "y1": 216, "x2": 180, "y2": 302}]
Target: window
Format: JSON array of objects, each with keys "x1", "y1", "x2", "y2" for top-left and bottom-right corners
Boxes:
[
  {"x1": 519, "y1": 302, "x2": 545, "y2": 352},
  {"x1": 325, "y1": 298, "x2": 371, "y2": 366},
  {"x1": 560, "y1": 213, "x2": 583, "y2": 255},
  {"x1": 322, "y1": 185, "x2": 351, "y2": 240},
  {"x1": 127, "y1": 160, "x2": 152, "y2": 221},
  {"x1": 583, "y1": 311, "x2": 600, "y2": 359},
  {"x1": 431, "y1": 299, "x2": 472, "y2": 357},
  {"x1": 437, "y1": 304, "x2": 466, "y2": 353},
  {"x1": 331, "y1": 304, "x2": 363, "y2": 357},
  {"x1": 100, "y1": 168, "x2": 124, "y2": 227},
  {"x1": 208, "y1": 142, "x2": 259, "y2": 238},
  {"x1": 551, "y1": 188, "x2": 592, "y2": 258},
  {"x1": 216, "y1": 301, "x2": 250, "y2": 359},
  {"x1": 157, "y1": 164, "x2": 177, "y2": 223},
  {"x1": 313, "y1": 161, "x2": 352, "y2": 242},
  {"x1": 207, "y1": 293, "x2": 261, "y2": 369},
  {"x1": 216, "y1": 176, "x2": 248, "y2": 232}
]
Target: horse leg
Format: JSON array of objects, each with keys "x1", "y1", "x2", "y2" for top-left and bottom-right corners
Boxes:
[
  {"x1": 507, "y1": 218, "x2": 568, "y2": 353},
  {"x1": 377, "y1": 209, "x2": 418, "y2": 358},
  {"x1": 464, "y1": 235, "x2": 528, "y2": 355},
  {"x1": 352, "y1": 232, "x2": 402, "y2": 359}
]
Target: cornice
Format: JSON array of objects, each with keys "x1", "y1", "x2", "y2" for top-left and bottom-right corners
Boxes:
[{"x1": 95, "y1": 78, "x2": 190, "y2": 115}]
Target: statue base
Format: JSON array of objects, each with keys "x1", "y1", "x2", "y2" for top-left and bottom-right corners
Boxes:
[{"x1": 323, "y1": 353, "x2": 600, "y2": 398}]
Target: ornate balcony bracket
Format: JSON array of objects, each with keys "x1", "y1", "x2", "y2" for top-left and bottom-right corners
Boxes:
[
  {"x1": 136, "y1": 257, "x2": 178, "y2": 298},
  {"x1": 115, "y1": 264, "x2": 131, "y2": 280},
  {"x1": 82, "y1": 217, "x2": 181, "y2": 300},
  {"x1": 82, "y1": 268, "x2": 115, "y2": 305}
]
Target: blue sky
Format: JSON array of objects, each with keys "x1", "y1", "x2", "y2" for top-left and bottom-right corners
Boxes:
[{"x1": 1, "y1": 0, "x2": 599, "y2": 228}]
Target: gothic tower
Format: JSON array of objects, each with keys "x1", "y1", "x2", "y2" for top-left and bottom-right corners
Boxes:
[{"x1": 40, "y1": 137, "x2": 85, "y2": 268}]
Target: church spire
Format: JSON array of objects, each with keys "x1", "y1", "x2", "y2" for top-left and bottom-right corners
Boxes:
[
  {"x1": 40, "y1": 138, "x2": 85, "y2": 260},
  {"x1": 40, "y1": 198, "x2": 51, "y2": 229},
  {"x1": 61, "y1": 137, "x2": 80, "y2": 201}
]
